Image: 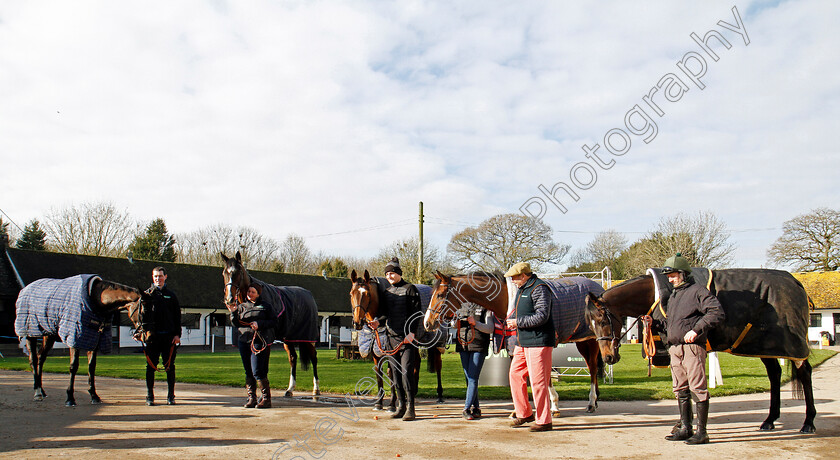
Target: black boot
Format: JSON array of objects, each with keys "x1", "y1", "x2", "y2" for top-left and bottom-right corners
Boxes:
[
  {"x1": 666, "y1": 390, "x2": 693, "y2": 441},
  {"x1": 145, "y1": 367, "x2": 155, "y2": 406},
  {"x1": 392, "y1": 394, "x2": 407, "y2": 419},
  {"x1": 256, "y1": 379, "x2": 271, "y2": 409},
  {"x1": 402, "y1": 399, "x2": 416, "y2": 421},
  {"x1": 244, "y1": 377, "x2": 258, "y2": 408},
  {"x1": 166, "y1": 369, "x2": 176, "y2": 405},
  {"x1": 686, "y1": 400, "x2": 710, "y2": 445}
]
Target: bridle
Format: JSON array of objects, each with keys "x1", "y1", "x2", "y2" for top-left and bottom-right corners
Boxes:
[
  {"x1": 592, "y1": 303, "x2": 625, "y2": 351},
  {"x1": 430, "y1": 282, "x2": 457, "y2": 325}
]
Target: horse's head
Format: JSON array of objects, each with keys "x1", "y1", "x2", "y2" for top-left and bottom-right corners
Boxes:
[
  {"x1": 127, "y1": 291, "x2": 155, "y2": 343},
  {"x1": 221, "y1": 251, "x2": 250, "y2": 307},
  {"x1": 585, "y1": 292, "x2": 622, "y2": 365},
  {"x1": 349, "y1": 269, "x2": 378, "y2": 330},
  {"x1": 423, "y1": 271, "x2": 458, "y2": 332}
]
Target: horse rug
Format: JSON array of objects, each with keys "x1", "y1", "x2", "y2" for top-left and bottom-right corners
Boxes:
[
  {"x1": 494, "y1": 276, "x2": 606, "y2": 353},
  {"x1": 15, "y1": 274, "x2": 112, "y2": 353},
  {"x1": 251, "y1": 278, "x2": 319, "y2": 343},
  {"x1": 648, "y1": 268, "x2": 811, "y2": 360}
]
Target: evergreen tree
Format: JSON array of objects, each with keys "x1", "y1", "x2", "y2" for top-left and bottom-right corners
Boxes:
[
  {"x1": 0, "y1": 217, "x2": 9, "y2": 247},
  {"x1": 129, "y1": 218, "x2": 177, "y2": 262},
  {"x1": 16, "y1": 219, "x2": 47, "y2": 251}
]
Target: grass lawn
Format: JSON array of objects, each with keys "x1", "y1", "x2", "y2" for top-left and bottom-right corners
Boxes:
[{"x1": 1, "y1": 344, "x2": 834, "y2": 401}]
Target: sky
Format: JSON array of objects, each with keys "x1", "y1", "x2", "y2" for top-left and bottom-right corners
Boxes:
[{"x1": 0, "y1": 0, "x2": 837, "y2": 272}]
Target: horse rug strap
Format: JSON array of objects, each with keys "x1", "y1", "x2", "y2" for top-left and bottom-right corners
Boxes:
[
  {"x1": 544, "y1": 277, "x2": 606, "y2": 343},
  {"x1": 15, "y1": 274, "x2": 112, "y2": 353}
]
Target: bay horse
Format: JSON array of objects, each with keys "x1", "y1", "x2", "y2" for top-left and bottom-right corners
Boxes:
[
  {"x1": 585, "y1": 269, "x2": 817, "y2": 433},
  {"x1": 349, "y1": 269, "x2": 444, "y2": 409},
  {"x1": 422, "y1": 271, "x2": 605, "y2": 413},
  {"x1": 14, "y1": 274, "x2": 149, "y2": 406},
  {"x1": 221, "y1": 252, "x2": 320, "y2": 397}
]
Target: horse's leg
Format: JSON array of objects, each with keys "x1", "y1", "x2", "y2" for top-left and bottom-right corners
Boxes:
[
  {"x1": 284, "y1": 343, "x2": 297, "y2": 398},
  {"x1": 434, "y1": 348, "x2": 444, "y2": 403},
  {"x1": 66, "y1": 347, "x2": 80, "y2": 407},
  {"x1": 309, "y1": 343, "x2": 320, "y2": 397},
  {"x1": 760, "y1": 357, "x2": 781, "y2": 430},
  {"x1": 577, "y1": 341, "x2": 599, "y2": 413},
  {"x1": 87, "y1": 350, "x2": 101, "y2": 404},
  {"x1": 385, "y1": 360, "x2": 397, "y2": 411},
  {"x1": 372, "y1": 356, "x2": 385, "y2": 410},
  {"x1": 795, "y1": 359, "x2": 816, "y2": 433},
  {"x1": 549, "y1": 381, "x2": 560, "y2": 416},
  {"x1": 26, "y1": 338, "x2": 44, "y2": 401}
]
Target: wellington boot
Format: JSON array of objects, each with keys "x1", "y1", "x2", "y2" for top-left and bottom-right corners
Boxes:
[
  {"x1": 685, "y1": 400, "x2": 710, "y2": 445},
  {"x1": 391, "y1": 401, "x2": 407, "y2": 419},
  {"x1": 402, "y1": 401, "x2": 416, "y2": 421},
  {"x1": 666, "y1": 390, "x2": 694, "y2": 441},
  {"x1": 256, "y1": 379, "x2": 272, "y2": 409}
]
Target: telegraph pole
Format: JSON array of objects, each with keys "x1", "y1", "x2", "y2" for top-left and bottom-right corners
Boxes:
[{"x1": 418, "y1": 201, "x2": 424, "y2": 279}]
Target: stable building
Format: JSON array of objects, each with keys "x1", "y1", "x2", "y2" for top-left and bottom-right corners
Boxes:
[{"x1": 0, "y1": 245, "x2": 354, "y2": 356}]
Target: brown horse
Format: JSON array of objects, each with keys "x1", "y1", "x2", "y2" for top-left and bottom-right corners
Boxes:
[
  {"x1": 221, "y1": 252, "x2": 320, "y2": 397},
  {"x1": 349, "y1": 269, "x2": 444, "y2": 409},
  {"x1": 15, "y1": 275, "x2": 148, "y2": 406},
  {"x1": 422, "y1": 271, "x2": 605, "y2": 413},
  {"x1": 586, "y1": 270, "x2": 817, "y2": 433}
]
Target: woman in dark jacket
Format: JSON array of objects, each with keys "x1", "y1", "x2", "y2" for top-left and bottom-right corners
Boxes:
[
  {"x1": 227, "y1": 284, "x2": 277, "y2": 408},
  {"x1": 454, "y1": 303, "x2": 493, "y2": 420}
]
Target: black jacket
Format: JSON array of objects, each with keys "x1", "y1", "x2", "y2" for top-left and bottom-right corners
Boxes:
[
  {"x1": 378, "y1": 280, "x2": 423, "y2": 340},
  {"x1": 145, "y1": 285, "x2": 181, "y2": 337},
  {"x1": 664, "y1": 280, "x2": 725, "y2": 346}
]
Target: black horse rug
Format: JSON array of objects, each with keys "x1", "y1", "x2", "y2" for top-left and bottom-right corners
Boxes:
[
  {"x1": 15, "y1": 274, "x2": 112, "y2": 353},
  {"x1": 648, "y1": 268, "x2": 811, "y2": 360},
  {"x1": 250, "y1": 277, "x2": 319, "y2": 343}
]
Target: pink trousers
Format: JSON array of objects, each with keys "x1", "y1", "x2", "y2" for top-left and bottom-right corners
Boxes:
[{"x1": 509, "y1": 345, "x2": 553, "y2": 425}]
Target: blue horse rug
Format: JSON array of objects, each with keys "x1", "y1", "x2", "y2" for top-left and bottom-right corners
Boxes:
[
  {"x1": 250, "y1": 277, "x2": 319, "y2": 343},
  {"x1": 15, "y1": 274, "x2": 112, "y2": 353}
]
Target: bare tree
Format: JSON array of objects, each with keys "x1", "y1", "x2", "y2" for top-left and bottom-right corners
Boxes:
[
  {"x1": 278, "y1": 233, "x2": 315, "y2": 274},
  {"x1": 372, "y1": 237, "x2": 449, "y2": 285},
  {"x1": 567, "y1": 230, "x2": 629, "y2": 277},
  {"x1": 623, "y1": 211, "x2": 735, "y2": 275},
  {"x1": 44, "y1": 202, "x2": 137, "y2": 256},
  {"x1": 768, "y1": 207, "x2": 840, "y2": 272},
  {"x1": 447, "y1": 213, "x2": 570, "y2": 273},
  {"x1": 177, "y1": 224, "x2": 280, "y2": 270}
]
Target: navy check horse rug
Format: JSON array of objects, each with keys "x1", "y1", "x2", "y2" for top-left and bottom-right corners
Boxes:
[
  {"x1": 545, "y1": 277, "x2": 606, "y2": 343},
  {"x1": 15, "y1": 274, "x2": 112, "y2": 353},
  {"x1": 250, "y1": 277, "x2": 319, "y2": 343}
]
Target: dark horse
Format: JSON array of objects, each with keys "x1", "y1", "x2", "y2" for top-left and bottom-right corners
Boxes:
[
  {"x1": 349, "y1": 269, "x2": 445, "y2": 409},
  {"x1": 585, "y1": 269, "x2": 817, "y2": 433},
  {"x1": 221, "y1": 252, "x2": 321, "y2": 397},
  {"x1": 423, "y1": 271, "x2": 605, "y2": 413},
  {"x1": 14, "y1": 275, "x2": 148, "y2": 406}
]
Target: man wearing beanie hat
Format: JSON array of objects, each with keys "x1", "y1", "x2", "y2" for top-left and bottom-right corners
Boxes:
[
  {"x1": 367, "y1": 257, "x2": 422, "y2": 421},
  {"x1": 504, "y1": 262, "x2": 555, "y2": 432},
  {"x1": 661, "y1": 253, "x2": 724, "y2": 445}
]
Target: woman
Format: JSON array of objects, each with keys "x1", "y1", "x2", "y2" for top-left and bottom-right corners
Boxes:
[
  {"x1": 227, "y1": 284, "x2": 277, "y2": 408},
  {"x1": 455, "y1": 302, "x2": 493, "y2": 420}
]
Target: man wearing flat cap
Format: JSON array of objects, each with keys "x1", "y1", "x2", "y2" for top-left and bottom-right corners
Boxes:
[{"x1": 504, "y1": 262, "x2": 555, "y2": 432}]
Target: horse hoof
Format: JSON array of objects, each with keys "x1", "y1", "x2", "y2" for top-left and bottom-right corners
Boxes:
[
  {"x1": 284, "y1": 391, "x2": 293, "y2": 398},
  {"x1": 374, "y1": 405, "x2": 384, "y2": 411},
  {"x1": 586, "y1": 406, "x2": 596, "y2": 413},
  {"x1": 759, "y1": 422, "x2": 775, "y2": 431},
  {"x1": 799, "y1": 425, "x2": 816, "y2": 434},
  {"x1": 313, "y1": 390, "x2": 321, "y2": 396},
  {"x1": 91, "y1": 398, "x2": 102, "y2": 405},
  {"x1": 386, "y1": 406, "x2": 396, "y2": 413},
  {"x1": 435, "y1": 398, "x2": 445, "y2": 404},
  {"x1": 65, "y1": 400, "x2": 76, "y2": 407},
  {"x1": 552, "y1": 410, "x2": 561, "y2": 417}
]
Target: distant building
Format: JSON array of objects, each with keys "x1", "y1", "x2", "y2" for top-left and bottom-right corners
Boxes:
[{"x1": 0, "y1": 246, "x2": 355, "y2": 355}]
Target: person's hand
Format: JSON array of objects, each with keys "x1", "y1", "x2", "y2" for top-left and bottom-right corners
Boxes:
[
  {"x1": 226, "y1": 304, "x2": 237, "y2": 312},
  {"x1": 684, "y1": 330, "x2": 698, "y2": 343},
  {"x1": 132, "y1": 332, "x2": 141, "y2": 341},
  {"x1": 506, "y1": 318, "x2": 517, "y2": 329},
  {"x1": 173, "y1": 336, "x2": 181, "y2": 345},
  {"x1": 250, "y1": 322, "x2": 259, "y2": 331},
  {"x1": 404, "y1": 332, "x2": 415, "y2": 344},
  {"x1": 368, "y1": 319, "x2": 379, "y2": 330},
  {"x1": 467, "y1": 316, "x2": 476, "y2": 326}
]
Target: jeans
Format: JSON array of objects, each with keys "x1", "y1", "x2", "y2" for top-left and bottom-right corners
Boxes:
[
  {"x1": 238, "y1": 340, "x2": 272, "y2": 381},
  {"x1": 460, "y1": 351, "x2": 485, "y2": 411}
]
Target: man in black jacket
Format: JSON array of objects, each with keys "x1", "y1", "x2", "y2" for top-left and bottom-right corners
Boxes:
[
  {"x1": 367, "y1": 257, "x2": 422, "y2": 421},
  {"x1": 144, "y1": 266, "x2": 181, "y2": 406},
  {"x1": 662, "y1": 254, "x2": 724, "y2": 444}
]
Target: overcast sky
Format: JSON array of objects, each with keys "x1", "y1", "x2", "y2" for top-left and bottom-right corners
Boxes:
[{"x1": 1, "y1": 0, "x2": 837, "y2": 271}]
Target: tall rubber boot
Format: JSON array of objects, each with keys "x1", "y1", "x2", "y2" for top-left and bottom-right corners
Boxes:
[
  {"x1": 145, "y1": 367, "x2": 155, "y2": 406},
  {"x1": 686, "y1": 400, "x2": 710, "y2": 445},
  {"x1": 402, "y1": 399, "x2": 416, "y2": 421},
  {"x1": 244, "y1": 377, "x2": 258, "y2": 408},
  {"x1": 666, "y1": 389, "x2": 693, "y2": 441},
  {"x1": 166, "y1": 368, "x2": 176, "y2": 405},
  {"x1": 256, "y1": 379, "x2": 272, "y2": 408},
  {"x1": 392, "y1": 393, "x2": 407, "y2": 419}
]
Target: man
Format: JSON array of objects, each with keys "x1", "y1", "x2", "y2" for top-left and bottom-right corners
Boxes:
[
  {"x1": 367, "y1": 257, "x2": 422, "y2": 421},
  {"x1": 144, "y1": 266, "x2": 181, "y2": 406},
  {"x1": 505, "y1": 262, "x2": 554, "y2": 432},
  {"x1": 661, "y1": 253, "x2": 724, "y2": 445}
]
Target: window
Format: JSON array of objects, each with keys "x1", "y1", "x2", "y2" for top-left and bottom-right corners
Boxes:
[
  {"x1": 809, "y1": 313, "x2": 822, "y2": 328},
  {"x1": 181, "y1": 313, "x2": 201, "y2": 330}
]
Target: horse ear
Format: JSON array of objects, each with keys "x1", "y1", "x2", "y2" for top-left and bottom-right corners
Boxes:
[
  {"x1": 434, "y1": 270, "x2": 443, "y2": 280},
  {"x1": 350, "y1": 270, "x2": 357, "y2": 282},
  {"x1": 363, "y1": 270, "x2": 371, "y2": 283},
  {"x1": 586, "y1": 292, "x2": 602, "y2": 306},
  {"x1": 220, "y1": 252, "x2": 229, "y2": 263},
  {"x1": 235, "y1": 251, "x2": 242, "y2": 262}
]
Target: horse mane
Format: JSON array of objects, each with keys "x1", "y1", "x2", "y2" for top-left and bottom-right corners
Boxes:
[
  {"x1": 434, "y1": 271, "x2": 505, "y2": 289},
  {"x1": 97, "y1": 279, "x2": 141, "y2": 295}
]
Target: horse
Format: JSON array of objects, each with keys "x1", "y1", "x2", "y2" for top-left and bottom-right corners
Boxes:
[
  {"x1": 585, "y1": 268, "x2": 817, "y2": 433},
  {"x1": 349, "y1": 269, "x2": 445, "y2": 410},
  {"x1": 14, "y1": 274, "x2": 148, "y2": 406},
  {"x1": 221, "y1": 251, "x2": 320, "y2": 397},
  {"x1": 422, "y1": 271, "x2": 605, "y2": 413}
]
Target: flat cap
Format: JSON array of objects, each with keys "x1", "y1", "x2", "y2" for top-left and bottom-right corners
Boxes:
[{"x1": 504, "y1": 262, "x2": 532, "y2": 277}]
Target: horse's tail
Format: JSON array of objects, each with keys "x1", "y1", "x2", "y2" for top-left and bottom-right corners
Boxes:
[
  {"x1": 299, "y1": 343, "x2": 312, "y2": 371},
  {"x1": 426, "y1": 347, "x2": 441, "y2": 373},
  {"x1": 789, "y1": 358, "x2": 809, "y2": 400},
  {"x1": 597, "y1": 352, "x2": 605, "y2": 380}
]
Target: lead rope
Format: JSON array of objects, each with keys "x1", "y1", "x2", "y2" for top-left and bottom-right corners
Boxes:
[
  {"x1": 456, "y1": 320, "x2": 476, "y2": 347},
  {"x1": 373, "y1": 325, "x2": 406, "y2": 356}
]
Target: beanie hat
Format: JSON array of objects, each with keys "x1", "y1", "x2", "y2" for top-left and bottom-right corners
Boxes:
[{"x1": 384, "y1": 257, "x2": 403, "y2": 275}]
